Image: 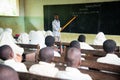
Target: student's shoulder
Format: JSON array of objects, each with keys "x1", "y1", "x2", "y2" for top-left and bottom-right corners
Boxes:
[
  {"x1": 80, "y1": 73, "x2": 92, "y2": 80},
  {"x1": 97, "y1": 57, "x2": 105, "y2": 62}
]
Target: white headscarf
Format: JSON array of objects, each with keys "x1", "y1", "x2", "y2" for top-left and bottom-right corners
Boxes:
[
  {"x1": 45, "y1": 30, "x2": 54, "y2": 38},
  {"x1": 29, "y1": 30, "x2": 46, "y2": 49},
  {"x1": 5, "y1": 28, "x2": 12, "y2": 34},
  {"x1": 4, "y1": 28, "x2": 17, "y2": 43},
  {"x1": 0, "y1": 31, "x2": 24, "y2": 55},
  {"x1": 93, "y1": 32, "x2": 106, "y2": 45},
  {"x1": 0, "y1": 28, "x2": 4, "y2": 34},
  {"x1": 41, "y1": 30, "x2": 46, "y2": 37},
  {"x1": 17, "y1": 33, "x2": 29, "y2": 44},
  {"x1": 29, "y1": 30, "x2": 35, "y2": 42}
]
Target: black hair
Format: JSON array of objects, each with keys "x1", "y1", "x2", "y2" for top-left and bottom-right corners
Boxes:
[
  {"x1": 45, "y1": 36, "x2": 55, "y2": 47},
  {"x1": 65, "y1": 47, "x2": 81, "y2": 67},
  {"x1": 0, "y1": 45, "x2": 13, "y2": 60},
  {"x1": 39, "y1": 47, "x2": 54, "y2": 63},
  {"x1": 103, "y1": 39, "x2": 116, "y2": 53},
  {"x1": 70, "y1": 40, "x2": 80, "y2": 49},
  {"x1": 78, "y1": 35, "x2": 86, "y2": 42}
]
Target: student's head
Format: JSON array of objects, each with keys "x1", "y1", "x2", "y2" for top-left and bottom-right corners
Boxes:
[
  {"x1": 39, "y1": 47, "x2": 54, "y2": 63},
  {"x1": 70, "y1": 40, "x2": 80, "y2": 49},
  {"x1": 54, "y1": 14, "x2": 59, "y2": 20},
  {"x1": 78, "y1": 35, "x2": 86, "y2": 42},
  {"x1": 103, "y1": 39, "x2": 116, "y2": 53},
  {"x1": 45, "y1": 36, "x2": 55, "y2": 47},
  {"x1": 0, "y1": 64, "x2": 19, "y2": 80},
  {"x1": 65, "y1": 47, "x2": 81, "y2": 68},
  {"x1": 0, "y1": 45, "x2": 14, "y2": 60}
]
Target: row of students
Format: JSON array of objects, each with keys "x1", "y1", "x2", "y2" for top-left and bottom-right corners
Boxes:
[
  {"x1": 0, "y1": 27, "x2": 107, "y2": 49},
  {"x1": 0, "y1": 43, "x2": 92, "y2": 80},
  {"x1": 29, "y1": 47, "x2": 92, "y2": 80},
  {"x1": 0, "y1": 39, "x2": 119, "y2": 80},
  {"x1": 70, "y1": 39, "x2": 120, "y2": 66}
]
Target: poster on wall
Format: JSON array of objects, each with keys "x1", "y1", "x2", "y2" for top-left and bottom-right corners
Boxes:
[{"x1": 0, "y1": 0, "x2": 19, "y2": 16}]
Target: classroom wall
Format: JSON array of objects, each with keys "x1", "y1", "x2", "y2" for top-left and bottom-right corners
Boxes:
[
  {"x1": 24, "y1": 0, "x2": 43, "y2": 33},
  {"x1": 0, "y1": 0, "x2": 119, "y2": 34},
  {"x1": 0, "y1": 0, "x2": 25, "y2": 35}
]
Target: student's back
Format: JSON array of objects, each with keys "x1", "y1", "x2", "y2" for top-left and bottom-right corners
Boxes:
[
  {"x1": 45, "y1": 36, "x2": 61, "y2": 57},
  {"x1": 97, "y1": 39, "x2": 120, "y2": 65},
  {"x1": 56, "y1": 48, "x2": 92, "y2": 80},
  {"x1": 93, "y1": 32, "x2": 106, "y2": 45},
  {"x1": 78, "y1": 35, "x2": 94, "y2": 50},
  {"x1": 29, "y1": 47, "x2": 59, "y2": 77}
]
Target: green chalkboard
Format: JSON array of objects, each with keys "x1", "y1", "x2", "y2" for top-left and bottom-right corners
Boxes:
[{"x1": 44, "y1": 1, "x2": 120, "y2": 35}]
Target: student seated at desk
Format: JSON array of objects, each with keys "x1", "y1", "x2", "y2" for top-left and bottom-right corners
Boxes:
[
  {"x1": 56, "y1": 47, "x2": 92, "y2": 80},
  {"x1": 0, "y1": 45, "x2": 28, "y2": 72},
  {"x1": 29, "y1": 47, "x2": 59, "y2": 77},
  {"x1": 97, "y1": 39, "x2": 120, "y2": 65},
  {"x1": 69, "y1": 40, "x2": 88, "y2": 70},
  {"x1": 0, "y1": 29, "x2": 24, "y2": 59},
  {"x1": 45, "y1": 35, "x2": 61, "y2": 57},
  {"x1": 17, "y1": 33, "x2": 29, "y2": 44},
  {"x1": 0, "y1": 64, "x2": 19, "y2": 80},
  {"x1": 93, "y1": 32, "x2": 106, "y2": 45},
  {"x1": 29, "y1": 30, "x2": 46, "y2": 49},
  {"x1": 69, "y1": 40, "x2": 86, "y2": 57},
  {"x1": 78, "y1": 35, "x2": 94, "y2": 50}
]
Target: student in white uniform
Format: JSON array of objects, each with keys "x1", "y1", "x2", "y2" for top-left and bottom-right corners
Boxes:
[
  {"x1": 97, "y1": 39, "x2": 120, "y2": 65},
  {"x1": 4, "y1": 28, "x2": 16, "y2": 43},
  {"x1": 69, "y1": 40, "x2": 88, "y2": 70},
  {"x1": 29, "y1": 47, "x2": 59, "y2": 77},
  {"x1": 0, "y1": 30, "x2": 24, "y2": 57},
  {"x1": 78, "y1": 35, "x2": 94, "y2": 50},
  {"x1": 93, "y1": 32, "x2": 106, "y2": 45},
  {"x1": 45, "y1": 35, "x2": 61, "y2": 57},
  {"x1": 0, "y1": 45, "x2": 28, "y2": 72},
  {"x1": 29, "y1": 30, "x2": 46, "y2": 49},
  {"x1": 56, "y1": 47, "x2": 92, "y2": 80},
  {"x1": 17, "y1": 33, "x2": 29, "y2": 44},
  {"x1": 52, "y1": 14, "x2": 61, "y2": 41}
]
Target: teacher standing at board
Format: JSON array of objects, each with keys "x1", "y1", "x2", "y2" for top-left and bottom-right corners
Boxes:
[{"x1": 52, "y1": 14, "x2": 61, "y2": 42}]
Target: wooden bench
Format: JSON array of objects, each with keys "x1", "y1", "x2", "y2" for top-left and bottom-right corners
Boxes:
[
  {"x1": 59, "y1": 42, "x2": 120, "y2": 60},
  {"x1": 16, "y1": 43, "x2": 40, "y2": 62},
  {"x1": 81, "y1": 49, "x2": 120, "y2": 60},
  {"x1": 16, "y1": 43, "x2": 40, "y2": 54},
  {"x1": 61, "y1": 42, "x2": 120, "y2": 53},
  {"x1": 80, "y1": 69, "x2": 120, "y2": 80},
  {"x1": 55, "y1": 62, "x2": 120, "y2": 80},
  {"x1": 54, "y1": 58, "x2": 120, "y2": 80},
  {"x1": 55, "y1": 64, "x2": 120, "y2": 80},
  {"x1": 18, "y1": 72, "x2": 63, "y2": 80},
  {"x1": 53, "y1": 57, "x2": 120, "y2": 74},
  {"x1": 81, "y1": 60, "x2": 120, "y2": 73},
  {"x1": 90, "y1": 44, "x2": 120, "y2": 53},
  {"x1": 23, "y1": 59, "x2": 120, "y2": 80}
]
